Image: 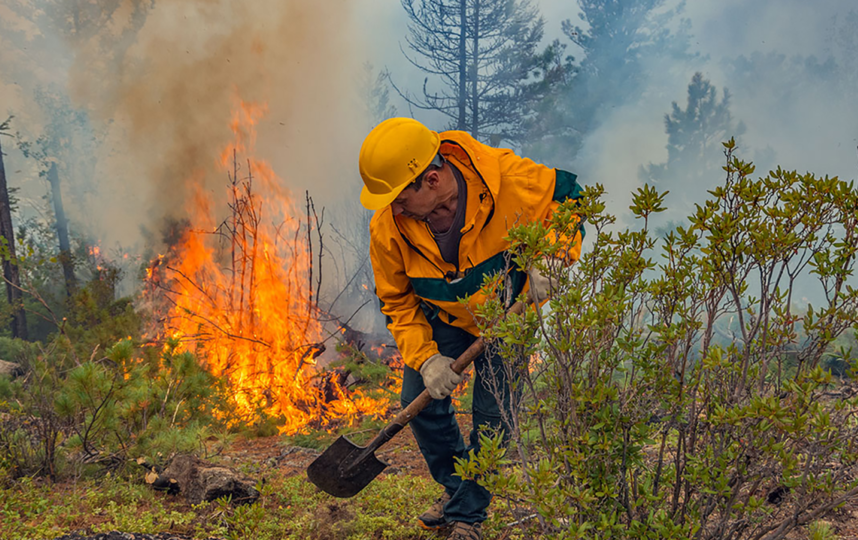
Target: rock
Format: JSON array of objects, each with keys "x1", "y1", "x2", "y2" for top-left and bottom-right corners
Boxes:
[
  {"x1": 157, "y1": 453, "x2": 260, "y2": 505},
  {"x1": 0, "y1": 359, "x2": 23, "y2": 378}
]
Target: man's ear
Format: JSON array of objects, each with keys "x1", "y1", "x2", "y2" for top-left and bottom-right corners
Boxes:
[{"x1": 425, "y1": 169, "x2": 441, "y2": 189}]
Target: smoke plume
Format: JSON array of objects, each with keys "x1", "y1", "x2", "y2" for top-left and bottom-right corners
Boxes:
[{"x1": 63, "y1": 0, "x2": 368, "y2": 249}]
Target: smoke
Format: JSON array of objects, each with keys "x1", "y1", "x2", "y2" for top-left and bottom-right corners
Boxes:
[
  {"x1": 2, "y1": 0, "x2": 855, "y2": 321},
  {"x1": 61, "y1": 0, "x2": 369, "y2": 250},
  {"x1": 567, "y1": 0, "x2": 858, "y2": 223}
]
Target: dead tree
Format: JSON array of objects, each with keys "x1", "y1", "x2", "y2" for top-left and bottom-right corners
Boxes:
[
  {"x1": 47, "y1": 159, "x2": 77, "y2": 297},
  {"x1": 395, "y1": 0, "x2": 545, "y2": 143},
  {"x1": 0, "y1": 118, "x2": 28, "y2": 339}
]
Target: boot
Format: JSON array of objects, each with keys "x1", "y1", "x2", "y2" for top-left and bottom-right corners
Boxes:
[
  {"x1": 447, "y1": 521, "x2": 482, "y2": 540},
  {"x1": 417, "y1": 491, "x2": 452, "y2": 530}
]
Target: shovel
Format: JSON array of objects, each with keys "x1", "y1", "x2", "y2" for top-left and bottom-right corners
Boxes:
[{"x1": 307, "y1": 301, "x2": 525, "y2": 498}]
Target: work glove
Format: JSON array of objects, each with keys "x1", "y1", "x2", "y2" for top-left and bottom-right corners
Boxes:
[
  {"x1": 419, "y1": 353, "x2": 463, "y2": 399},
  {"x1": 527, "y1": 257, "x2": 563, "y2": 305}
]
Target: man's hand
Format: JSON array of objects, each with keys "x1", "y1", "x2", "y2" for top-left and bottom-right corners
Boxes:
[
  {"x1": 419, "y1": 353, "x2": 463, "y2": 399},
  {"x1": 527, "y1": 257, "x2": 563, "y2": 304}
]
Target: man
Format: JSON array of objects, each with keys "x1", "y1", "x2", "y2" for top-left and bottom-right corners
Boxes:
[{"x1": 359, "y1": 117, "x2": 583, "y2": 540}]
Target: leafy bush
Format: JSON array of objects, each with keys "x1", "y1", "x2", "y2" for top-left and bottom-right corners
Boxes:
[{"x1": 461, "y1": 141, "x2": 858, "y2": 539}]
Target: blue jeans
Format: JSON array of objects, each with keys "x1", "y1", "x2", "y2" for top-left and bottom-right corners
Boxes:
[{"x1": 400, "y1": 315, "x2": 515, "y2": 525}]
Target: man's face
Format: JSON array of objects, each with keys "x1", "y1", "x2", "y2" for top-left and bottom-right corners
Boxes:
[{"x1": 390, "y1": 176, "x2": 438, "y2": 221}]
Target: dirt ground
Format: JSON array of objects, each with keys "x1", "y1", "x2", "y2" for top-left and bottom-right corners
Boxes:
[
  {"x1": 224, "y1": 423, "x2": 431, "y2": 480},
  {"x1": 48, "y1": 411, "x2": 858, "y2": 540}
]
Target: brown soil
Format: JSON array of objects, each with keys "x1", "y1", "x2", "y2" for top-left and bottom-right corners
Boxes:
[
  {"x1": 221, "y1": 420, "x2": 435, "y2": 481},
  {"x1": 46, "y1": 409, "x2": 858, "y2": 540}
]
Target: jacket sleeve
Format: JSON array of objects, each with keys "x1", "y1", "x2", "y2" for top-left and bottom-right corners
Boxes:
[
  {"x1": 369, "y1": 213, "x2": 440, "y2": 371},
  {"x1": 495, "y1": 149, "x2": 584, "y2": 264}
]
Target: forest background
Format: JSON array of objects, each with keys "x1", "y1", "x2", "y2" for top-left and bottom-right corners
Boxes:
[{"x1": 0, "y1": 1, "x2": 857, "y2": 539}]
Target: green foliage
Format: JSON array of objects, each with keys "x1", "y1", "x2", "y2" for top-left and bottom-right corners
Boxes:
[
  {"x1": 0, "y1": 474, "x2": 195, "y2": 540},
  {"x1": 464, "y1": 144, "x2": 858, "y2": 539},
  {"x1": 62, "y1": 264, "x2": 141, "y2": 355},
  {"x1": 0, "y1": 343, "x2": 69, "y2": 480},
  {"x1": 332, "y1": 342, "x2": 399, "y2": 391},
  {"x1": 0, "y1": 336, "x2": 225, "y2": 480},
  {"x1": 808, "y1": 520, "x2": 836, "y2": 540},
  {"x1": 0, "y1": 336, "x2": 40, "y2": 365}
]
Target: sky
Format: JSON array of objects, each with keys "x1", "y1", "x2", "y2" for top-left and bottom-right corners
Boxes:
[{"x1": 0, "y1": 0, "x2": 856, "y2": 319}]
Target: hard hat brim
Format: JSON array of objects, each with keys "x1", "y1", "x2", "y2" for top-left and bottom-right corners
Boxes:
[{"x1": 360, "y1": 181, "x2": 410, "y2": 210}]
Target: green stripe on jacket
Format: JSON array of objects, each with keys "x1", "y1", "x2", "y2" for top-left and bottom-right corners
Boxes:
[
  {"x1": 554, "y1": 169, "x2": 585, "y2": 239},
  {"x1": 554, "y1": 169, "x2": 582, "y2": 202},
  {"x1": 410, "y1": 251, "x2": 527, "y2": 304}
]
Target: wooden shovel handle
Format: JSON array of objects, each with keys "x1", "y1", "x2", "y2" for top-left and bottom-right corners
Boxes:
[{"x1": 390, "y1": 301, "x2": 526, "y2": 429}]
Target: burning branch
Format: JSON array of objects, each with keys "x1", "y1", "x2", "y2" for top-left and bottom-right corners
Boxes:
[
  {"x1": 142, "y1": 98, "x2": 390, "y2": 434},
  {"x1": 306, "y1": 191, "x2": 324, "y2": 316}
]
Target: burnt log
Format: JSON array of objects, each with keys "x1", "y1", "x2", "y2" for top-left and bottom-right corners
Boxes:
[
  {"x1": 149, "y1": 454, "x2": 259, "y2": 505},
  {"x1": 321, "y1": 370, "x2": 350, "y2": 403}
]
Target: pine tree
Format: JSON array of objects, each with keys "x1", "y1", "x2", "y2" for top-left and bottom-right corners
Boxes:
[{"x1": 640, "y1": 72, "x2": 745, "y2": 222}]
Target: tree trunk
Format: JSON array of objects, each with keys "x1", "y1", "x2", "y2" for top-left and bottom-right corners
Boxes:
[
  {"x1": 471, "y1": 0, "x2": 480, "y2": 139},
  {"x1": 0, "y1": 134, "x2": 28, "y2": 339},
  {"x1": 457, "y1": 0, "x2": 467, "y2": 130},
  {"x1": 47, "y1": 161, "x2": 77, "y2": 296}
]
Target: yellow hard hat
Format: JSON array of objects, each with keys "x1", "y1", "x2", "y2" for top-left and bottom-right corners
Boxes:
[{"x1": 359, "y1": 117, "x2": 441, "y2": 210}]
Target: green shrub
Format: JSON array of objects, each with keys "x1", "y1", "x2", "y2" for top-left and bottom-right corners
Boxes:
[
  {"x1": 461, "y1": 141, "x2": 858, "y2": 539},
  {"x1": 54, "y1": 262, "x2": 142, "y2": 361},
  {"x1": 0, "y1": 336, "x2": 226, "y2": 480},
  {"x1": 0, "y1": 342, "x2": 69, "y2": 480},
  {"x1": 808, "y1": 520, "x2": 836, "y2": 540},
  {"x1": 0, "y1": 337, "x2": 40, "y2": 366}
]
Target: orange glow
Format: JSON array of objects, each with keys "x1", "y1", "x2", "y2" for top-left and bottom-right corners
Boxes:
[{"x1": 146, "y1": 97, "x2": 390, "y2": 434}]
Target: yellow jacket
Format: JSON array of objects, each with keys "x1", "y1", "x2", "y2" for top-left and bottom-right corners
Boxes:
[{"x1": 369, "y1": 131, "x2": 583, "y2": 370}]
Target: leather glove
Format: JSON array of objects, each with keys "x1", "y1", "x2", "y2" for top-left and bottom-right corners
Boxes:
[
  {"x1": 527, "y1": 257, "x2": 563, "y2": 304},
  {"x1": 419, "y1": 353, "x2": 463, "y2": 399}
]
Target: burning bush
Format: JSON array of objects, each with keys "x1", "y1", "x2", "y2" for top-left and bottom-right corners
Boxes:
[{"x1": 143, "y1": 100, "x2": 391, "y2": 434}]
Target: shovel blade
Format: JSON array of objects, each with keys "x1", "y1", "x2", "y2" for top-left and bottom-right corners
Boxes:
[{"x1": 306, "y1": 435, "x2": 388, "y2": 498}]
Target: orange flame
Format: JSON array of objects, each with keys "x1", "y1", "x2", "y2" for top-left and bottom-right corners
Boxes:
[{"x1": 148, "y1": 97, "x2": 389, "y2": 434}]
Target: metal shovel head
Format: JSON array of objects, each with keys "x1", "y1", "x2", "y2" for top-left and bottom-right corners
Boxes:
[{"x1": 306, "y1": 435, "x2": 388, "y2": 498}]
